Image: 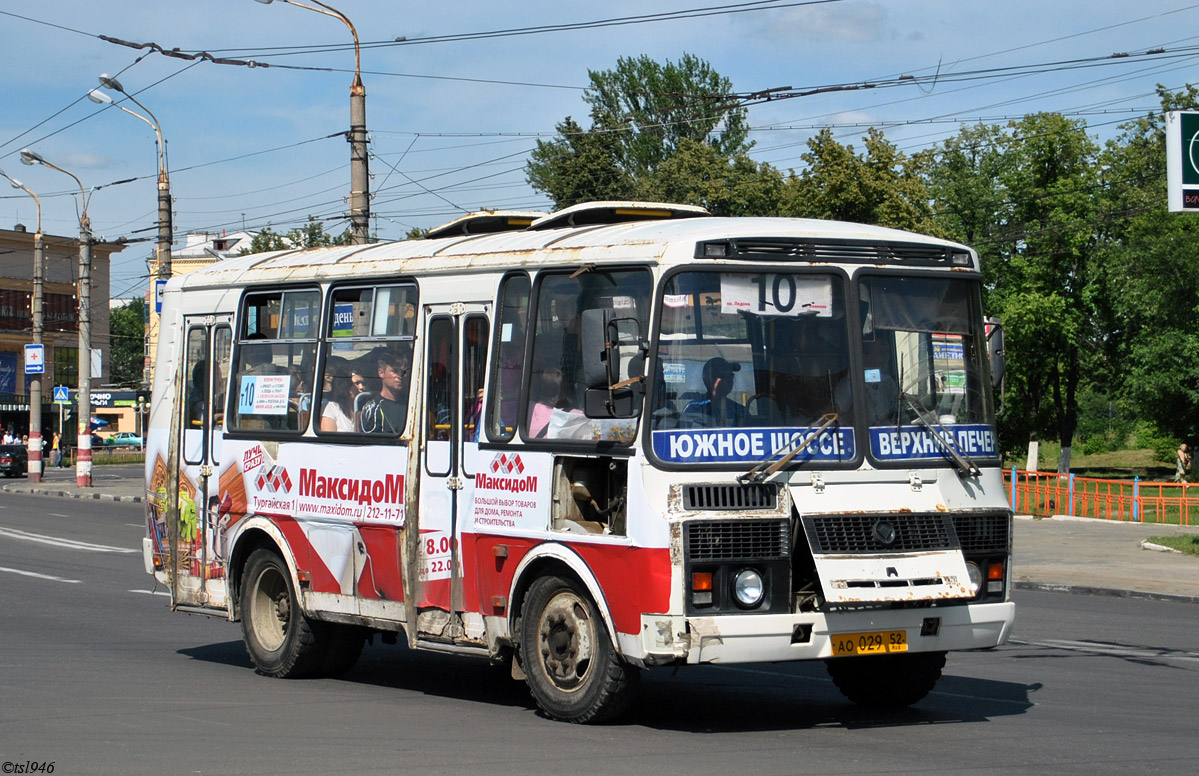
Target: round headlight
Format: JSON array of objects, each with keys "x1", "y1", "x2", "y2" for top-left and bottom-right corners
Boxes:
[
  {"x1": 733, "y1": 568, "x2": 765, "y2": 608},
  {"x1": 965, "y1": 561, "x2": 983, "y2": 596}
]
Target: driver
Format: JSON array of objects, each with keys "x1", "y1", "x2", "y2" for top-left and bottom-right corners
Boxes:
[{"x1": 681, "y1": 357, "x2": 748, "y2": 427}]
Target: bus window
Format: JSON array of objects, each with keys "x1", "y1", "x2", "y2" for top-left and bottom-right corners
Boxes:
[
  {"x1": 487, "y1": 274, "x2": 529, "y2": 442},
  {"x1": 462, "y1": 315, "x2": 488, "y2": 446},
  {"x1": 229, "y1": 289, "x2": 320, "y2": 433},
  {"x1": 319, "y1": 283, "x2": 417, "y2": 437},
  {"x1": 526, "y1": 268, "x2": 651, "y2": 442}
]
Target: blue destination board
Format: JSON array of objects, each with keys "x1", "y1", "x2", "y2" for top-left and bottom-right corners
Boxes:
[
  {"x1": 653, "y1": 426, "x2": 855, "y2": 464},
  {"x1": 870, "y1": 424, "x2": 997, "y2": 461}
]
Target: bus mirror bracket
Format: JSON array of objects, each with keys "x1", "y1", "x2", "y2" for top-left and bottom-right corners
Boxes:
[
  {"x1": 581, "y1": 309, "x2": 644, "y2": 418},
  {"x1": 985, "y1": 316, "x2": 1005, "y2": 390}
]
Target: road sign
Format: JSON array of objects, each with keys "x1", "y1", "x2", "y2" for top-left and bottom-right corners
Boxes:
[
  {"x1": 53, "y1": 386, "x2": 70, "y2": 404},
  {"x1": 155, "y1": 279, "x2": 167, "y2": 313},
  {"x1": 24, "y1": 344, "x2": 45, "y2": 374}
]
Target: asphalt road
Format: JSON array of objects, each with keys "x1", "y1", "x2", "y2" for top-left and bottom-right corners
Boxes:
[{"x1": 1, "y1": 492, "x2": 1196, "y2": 776}]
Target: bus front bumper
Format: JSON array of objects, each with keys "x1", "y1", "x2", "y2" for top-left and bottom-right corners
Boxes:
[{"x1": 629, "y1": 601, "x2": 1015, "y2": 666}]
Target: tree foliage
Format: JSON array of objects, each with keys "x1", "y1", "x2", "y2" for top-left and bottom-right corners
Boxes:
[
  {"x1": 781, "y1": 128, "x2": 937, "y2": 233},
  {"x1": 527, "y1": 54, "x2": 752, "y2": 209},
  {"x1": 238, "y1": 218, "x2": 352, "y2": 255},
  {"x1": 109, "y1": 297, "x2": 146, "y2": 387}
]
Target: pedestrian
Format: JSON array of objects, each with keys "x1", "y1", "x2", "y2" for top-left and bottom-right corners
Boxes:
[
  {"x1": 1175, "y1": 443, "x2": 1192, "y2": 483},
  {"x1": 51, "y1": 432, "x2": 61, "y2": 468}
]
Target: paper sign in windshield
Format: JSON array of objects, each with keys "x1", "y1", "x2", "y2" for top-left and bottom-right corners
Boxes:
[{"x1": 720, "y1": 274, "x2": 833, "y2": 317}]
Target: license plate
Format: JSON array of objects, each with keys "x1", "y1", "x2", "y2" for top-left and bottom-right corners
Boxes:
[{"x1": 831, "y1": 630, "x2": 908, "y2": 656}]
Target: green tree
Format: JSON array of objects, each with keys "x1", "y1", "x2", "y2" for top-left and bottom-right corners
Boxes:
[
  {"x1": 109, "y1": 297, "x2": 146, "y2": 386},
  {"x1": 527, "y1": 54, "x2": 751, "y2": 208},
  {"x1": 635, "y1": 139, "x2": 784, "y2": 216},
  {"x1": 781, "y1": 128, "x2": 937, "y2": 232},
  {"x1": 238, "y1": 218, "x2": 352, "y2": 255},
  {"x1": 993, "y1": 113, "x2": 1100, "y2": 470},
  {"x1": 1095, "y1": 86, "x2": 1199, "y2": 443}
]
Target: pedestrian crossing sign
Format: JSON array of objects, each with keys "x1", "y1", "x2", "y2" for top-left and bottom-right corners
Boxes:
[{"x1": 53, "y1": 386, "x2": 70, "y2": 404}]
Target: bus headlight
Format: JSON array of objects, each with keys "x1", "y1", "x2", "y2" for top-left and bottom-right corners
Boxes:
[
  {"x1": 733, "y1": 568, "x2": 765, "y2": 608},
  {"x1": 965, "y1": 561, "x2": 983, "y2": 596}
]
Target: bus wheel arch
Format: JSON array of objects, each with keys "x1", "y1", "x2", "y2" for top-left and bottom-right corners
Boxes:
[
  {"x1": 227, "y1": 522, "x2": 296, "y2": 622},
  {"x1": 509, "y1": 549, "x2": 639, "y2": 723}
]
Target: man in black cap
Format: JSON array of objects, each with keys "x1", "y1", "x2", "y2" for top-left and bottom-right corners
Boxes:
[{"x1": 681, "y1": 357, "x2": 748, "y2": 427}]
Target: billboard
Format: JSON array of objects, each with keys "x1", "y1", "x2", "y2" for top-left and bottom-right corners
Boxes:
[{"x1": 1166, "y1": 111, "x2": 1199, "y2": 213}]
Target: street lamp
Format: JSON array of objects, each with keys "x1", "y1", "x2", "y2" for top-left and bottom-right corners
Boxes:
[
  {"x1": 0, "y1": 168, "x2": 46, "y2": 482},
  {"x1": 20, "y1": 148, "x2": 95, "y2": 488},
  {"x1": 254, "y1": 0, "x2": 370, "y2": 244},
  {"x1": 89, "y1": 79, "x2": 173, "y2": 388}
]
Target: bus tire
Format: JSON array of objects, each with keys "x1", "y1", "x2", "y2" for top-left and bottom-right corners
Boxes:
[
  {"x1": 318, "y1": 625, "x2": 366, "y2": 677},
  {"x1": 519, "y1": 574, "x2": 639, "y2": 724},
  {"x1": 825, "y1": 650, "x2": 946, "y2": 708},
  {"x1": 240, "y1": 548, "x2": 327, "y2": 679}
]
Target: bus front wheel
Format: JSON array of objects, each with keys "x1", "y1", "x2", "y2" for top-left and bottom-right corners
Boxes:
[
  {"x1": 826, "y1": 650, "x2": 946, "y2": 708},
  {"x1": 240, "y1": 549, "x2": 327, "y2": 678},
  {"x1": 520, "y1": 574, "x2": 639, "y2": 723}
]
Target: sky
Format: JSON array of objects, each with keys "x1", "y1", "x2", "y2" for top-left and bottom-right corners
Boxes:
[{"x1": 2, "y1": 0, "x2": 1198, "y2": 300}]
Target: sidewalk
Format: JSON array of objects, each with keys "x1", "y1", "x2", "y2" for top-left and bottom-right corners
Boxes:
[{"x1": 4, "y1": 466, "x2": 1198, "y2": 603}]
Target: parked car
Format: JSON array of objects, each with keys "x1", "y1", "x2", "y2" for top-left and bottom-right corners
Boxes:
[
  {"x1": 0, "y1": 444, "x2": 28, "y2": 477},
  {"x1": 104, "y1": 432, "x2": 143, "y2": 448}
]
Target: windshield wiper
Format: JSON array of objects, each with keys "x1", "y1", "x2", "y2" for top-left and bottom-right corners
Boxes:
[
  {"x1": 900, "y1": 391, "x2": 981, "y2": 478},
  {"x1": 738, "y1": 413, "x2": 839, "y2": 484}
]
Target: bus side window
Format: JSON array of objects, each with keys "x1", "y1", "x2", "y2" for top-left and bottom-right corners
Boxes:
[
  {"x1": 230, "y1": 289, "x2": 320, "y2": 434},
  {"x1": 487, "y1": 273, "x2": 529, "y2": 442}
]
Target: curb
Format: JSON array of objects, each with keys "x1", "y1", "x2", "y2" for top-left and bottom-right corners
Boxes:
[
  {"x1": 1014, "y1": 580, "x2": 1199, "y2": 605},
  {"x1": 1, "y1": 485, "x2": 142, "y2": 503}
]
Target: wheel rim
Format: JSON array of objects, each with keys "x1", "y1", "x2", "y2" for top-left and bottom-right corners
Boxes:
[
  {"x1": 248, "y1": 565, "x2": 290, "y2": 652},
  {"x1": 536, "y1": 589, "x2": 596, "y2": 693}
]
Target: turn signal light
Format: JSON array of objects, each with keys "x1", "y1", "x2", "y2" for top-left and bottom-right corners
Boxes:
[
  {"x1": 987, "y1": 562, "x2": 1004, "y2": 581},
  {"x1": 691, "y1": 572, "x2": 713, "y2": 591}
]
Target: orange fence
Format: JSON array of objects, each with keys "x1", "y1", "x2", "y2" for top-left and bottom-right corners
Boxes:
[{"x1": 1004, "y1": 469, "x2": 1196, "y2": 525}]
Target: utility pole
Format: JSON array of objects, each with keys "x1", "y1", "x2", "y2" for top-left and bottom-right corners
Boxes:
[
  {"x1": 21, "y1": 148, "x2": 94, "y2": 486},
  {"x1": 0, "y1": 169, "x2": 44, "y2": 481}
]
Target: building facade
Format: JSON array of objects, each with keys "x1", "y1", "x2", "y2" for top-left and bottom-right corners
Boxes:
[{"x1": 0, "y1": 224, "x2": 123, "y2": 439}]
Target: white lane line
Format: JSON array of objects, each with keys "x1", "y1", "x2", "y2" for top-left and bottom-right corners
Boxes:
[
  {"x1": 128, "y1": 589, "x2": 171, "y2": 597},
  {"x1": 0, "y1": 566, "x2": 81, "y2": 583},
  {"x1": 49, "y1": 513, "x2": 70, "y2": 518},
  {"x1": 0, "y1": 525, "x2": 138, "y2": 554}
]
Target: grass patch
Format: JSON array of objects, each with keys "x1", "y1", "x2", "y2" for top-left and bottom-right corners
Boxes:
[
  {"x1": 1006, "y1": 443, "x2": 1173, "y2": 480},
  {"x1": 1146, "y1": 535, "x2": 1199, "y2": 556}
]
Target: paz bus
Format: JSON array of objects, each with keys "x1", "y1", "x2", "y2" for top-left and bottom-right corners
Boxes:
[{"x1": 143, "y1": 201, "x2": 1014, "y2": 723}]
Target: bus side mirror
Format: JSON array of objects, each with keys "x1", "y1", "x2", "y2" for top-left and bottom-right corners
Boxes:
[
  {"x1": 581, "y1": 308, "x2": 644, "y2": 418},
  {"x1": 985, "y1": 316, "x2": 1005, "y2": 389}
]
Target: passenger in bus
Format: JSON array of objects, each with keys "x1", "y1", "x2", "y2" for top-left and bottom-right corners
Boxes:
[
  {"x1": 528, "y1": 368, "x2": 588, "y2": 438},
  {"x1": 358, "y1": 350, "x2": 410, "y2": 434},
  {"x1": 188, "y1": 360, "x2": 210, "y2": 427},
  {"x1": 681, "y1": 357, "x2": 748, "y2": 428},
  {"x1": 320, "y1": 357, "x2": 356, "y2": 433}
]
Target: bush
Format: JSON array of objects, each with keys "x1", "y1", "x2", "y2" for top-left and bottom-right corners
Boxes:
[{"x1": 1128, "y1": 422, "x2": 1179, "y2": 464}]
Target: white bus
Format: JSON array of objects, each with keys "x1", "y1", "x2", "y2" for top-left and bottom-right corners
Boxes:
[{"x1": 144, "y1": 202, "x2": 1014, "y2": 723}]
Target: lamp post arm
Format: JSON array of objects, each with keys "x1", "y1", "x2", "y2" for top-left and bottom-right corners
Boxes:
[{"x1": 281, "y1": 0, "x2": 361, "y2": 86}]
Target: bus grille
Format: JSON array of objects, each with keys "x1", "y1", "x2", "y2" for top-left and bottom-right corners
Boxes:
[
  {"x1": 685, "y1": 519, "x2": 790, "y2": 561},
  {"x1": 803, "y1": 513, "x2": 953, "y2": 554},
  {"x1": 951, "y1": 513, "x2": 1010, "y2": 554},
  {"x1": 683, "y1": 483, "x2": 777, "y2": 511}
]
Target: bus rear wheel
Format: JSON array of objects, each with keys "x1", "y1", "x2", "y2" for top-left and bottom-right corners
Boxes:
[
  {"x1": 240, "y1": 549, "x2": 327, "y2": 679},
  {"x1": 826, "y1": 650, "x2": 946, "y2": 708},
  {"x1": 520, "y1": 574, "x2": 638, "y2": 724}
]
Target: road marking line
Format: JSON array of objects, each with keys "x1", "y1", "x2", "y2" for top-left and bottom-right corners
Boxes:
[
  {"x1": 1010, "y1": 638, "x2": 1199, "y2": 662},
  {"x1": 0, "y1": 525, "x2": 138, "y2": 554},
  {"x1": 0, "y1": 566, "x2": 81, "y2": 583},
  {"x1": 129, "y1": 589, "x2": 171, "y2": 597}
]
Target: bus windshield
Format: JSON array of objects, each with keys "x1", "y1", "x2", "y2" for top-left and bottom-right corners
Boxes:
[
  {"x1": 650, "y1": 270, "x2": 856, "y2": 466},
  {"x1": 858, "y1": 274, "x2": 998, "y2": 464},
  {"x1": 648, "y1": 270, "x2": 998, "y2": 468}
]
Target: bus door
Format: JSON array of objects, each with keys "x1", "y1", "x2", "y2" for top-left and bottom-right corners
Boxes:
[
  {"x1": 171, "y1": 315, "x2": 232, "y2": 608},
  {"x1": 416, "y1": 303, "x2": 490, "y2": 632}
]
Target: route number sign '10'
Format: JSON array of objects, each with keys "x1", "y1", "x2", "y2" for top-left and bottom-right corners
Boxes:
[{"x1": 1166, "y1": 111, "x2": 1199, "y2": 213}]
